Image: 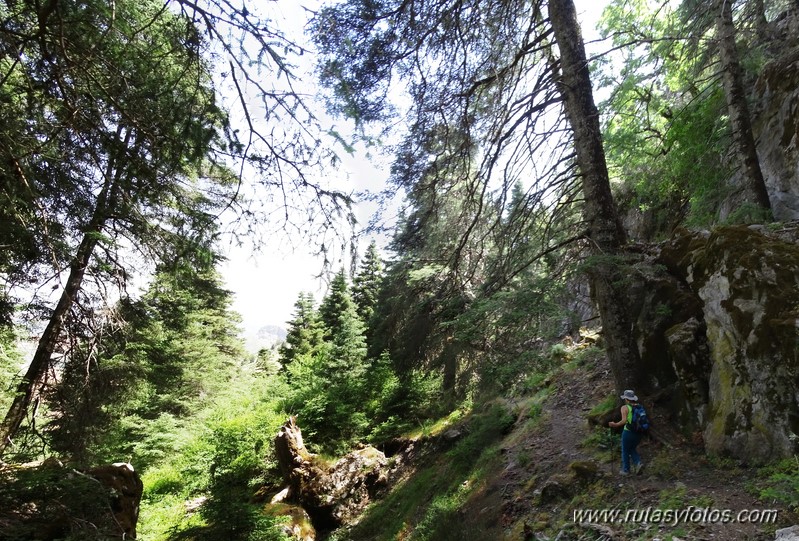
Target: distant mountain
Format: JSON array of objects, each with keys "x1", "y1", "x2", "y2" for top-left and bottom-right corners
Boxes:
[
  {"x1": 257, "y1": 325, "x2": 287, "y2": 343},
  {"x1": 243, "y1": 324, "x2": 287, "y2": 354}
]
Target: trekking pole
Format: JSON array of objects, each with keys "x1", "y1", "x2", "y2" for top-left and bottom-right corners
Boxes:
[{"x1": 608, "y1": 427, "x2": 616, "y2": 473}]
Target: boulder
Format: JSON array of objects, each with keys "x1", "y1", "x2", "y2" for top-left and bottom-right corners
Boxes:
[
  {"x1": 85, "y1": 462, "x2": 143, "y2": 539},
  {"x1": 262, "y1": 502, "x2": 315, "y2": 541},
  {"x1": 302, "y1": 446, "x2": 388, "y2": 527},
  {"x1": 648, "y1": 225, "x2": 799, "y2": 463},
  {"x1": 776, "y1": 525, "x2": 799, "y2": 541},
  {"x1": 536, "y1": 461, "x2": 601, "y2": 504},
  {"x1": 0, "y1": 459, "x2": 143, "y2": 540},
  {"x1": 568, "y1": 460, "x2": 600, "y2": 481},
  {"x1": 626, "y1": 255, "x2": 706, "y2": 401}
]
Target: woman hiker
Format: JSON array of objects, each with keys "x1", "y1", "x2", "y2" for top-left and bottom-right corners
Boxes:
[{"x1": 609, "y1": 389, "x2": 644, "y2": 475}]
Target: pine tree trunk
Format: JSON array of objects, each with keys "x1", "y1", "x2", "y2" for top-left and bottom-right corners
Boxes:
[
  {"x1": 548, "y1": 0, "x2": 643, "y2": 392},
  {"x1": 717, "y1": 0, "x2": 771, "y2": 211},
  {"x1": 0, "y1": 233, "x2": 100, "y2": 455},
  {"x1": 0, "y1": 128, "x2": 129, "y2": 457}
]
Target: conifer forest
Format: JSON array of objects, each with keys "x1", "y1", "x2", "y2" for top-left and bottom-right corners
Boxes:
[{"x1": 2, "y1": 0, "x2": 799, "y2": 540}]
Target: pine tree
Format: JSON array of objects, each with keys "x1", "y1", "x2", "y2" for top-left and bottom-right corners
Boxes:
[
  {"x1": 0, "y1": 327, "x2": 22, "y2": 415},
  {"x1": 327, "y1": 298, "x2": 368, "y2": 387},
  {"x1": 319, "y1": 270, "x2": 358, "y2": 340},
  {"x1": 46, "y1": 248, "x2": 247, "y2": 464},
  {"x1": 318, "y1": 270, "x2": 368, "y2": 374},
  {"x1": 352, "y1": 241, "x2": 384, "y2": 330},
  {"x1": 0, "y1": 0, "x2": 237, "y2": 454},
  {"x1": 714, "y1": 0, "x2": 771, "y2": 214},
  {"x1": 279, "y1": 292, "x2": 323, "y2": 367},
  {"x1": 313, "y1": 0, "x2": 645, "y2": 393},
  {"x1": 287, "y1": 270, "x2": 371, "y2": 450}
]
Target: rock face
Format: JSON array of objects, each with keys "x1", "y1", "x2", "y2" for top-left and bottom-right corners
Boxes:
[
  {"x1": 747, "y1": 15, "x2": 799, "y2": 222},
  {"x1": 274, "y1": 417, "x2": 388, "y2": 530},
  {"x1": 640, "y1": 225, "x2": 799, "y2": 463},
  {"x1": 716, "y1": 9, "x2": 799, "y2": 222}
]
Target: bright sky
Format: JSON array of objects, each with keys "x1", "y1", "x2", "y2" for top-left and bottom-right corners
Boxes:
[
  {"x1": 219, "y1": 150, "x2": 390, "y2": 335},
  {"x1": 214, "y1": 0, "x2": 387, "y2": 335},
  {"x1": 220, "y1": 1, "x2": 610, "y2": 335}
]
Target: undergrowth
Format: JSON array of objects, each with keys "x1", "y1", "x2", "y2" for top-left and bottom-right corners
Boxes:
[
  {"x1": 137, "y1": 379, "x2": 289, "y2": 541},
  {"x1": 330, "y1": 403, "x2": 514, "y2": 541},
  {"x1": 750, "y1": 455, "x2": 799, "y2": 513}
]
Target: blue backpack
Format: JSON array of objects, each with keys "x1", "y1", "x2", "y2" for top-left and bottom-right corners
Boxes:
[{"x1": 628, "y1": 404, "x2": 650, "y2": 434}]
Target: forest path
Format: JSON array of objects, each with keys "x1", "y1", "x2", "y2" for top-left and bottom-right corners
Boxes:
[{"x1": 463, "y1": 358, "x2": 795, "y2": 541}]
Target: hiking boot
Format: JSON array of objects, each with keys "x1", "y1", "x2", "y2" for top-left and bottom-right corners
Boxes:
[
  {"x1": 634, "y1": 463, "x2": 644, "y2": 475},
  {"x1": 619, "y1": 469, "x2": 629, "y2": 476}
]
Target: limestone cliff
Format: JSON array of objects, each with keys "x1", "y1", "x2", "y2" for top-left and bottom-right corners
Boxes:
[{"x1": 725, "y1": 9, "x2": 799, "y2": 221}]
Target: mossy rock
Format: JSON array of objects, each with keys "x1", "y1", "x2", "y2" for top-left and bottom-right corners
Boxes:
[
  {"x1": 262, "y1": 502, "x2": 316, "y2": 541},
  {"x1": 538, "y1": 472, "x2": 575, "y2": 504},
  {"x1": 660, "y1": 226, "x2": 799, "y2": 463},
  {"x1": 568, "y1": 460, "x2": 600, "y2": 481}
]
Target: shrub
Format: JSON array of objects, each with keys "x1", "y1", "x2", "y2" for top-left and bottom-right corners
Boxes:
[{"x1": 753, "y1": 456, "x2": 799, "y2": 513}]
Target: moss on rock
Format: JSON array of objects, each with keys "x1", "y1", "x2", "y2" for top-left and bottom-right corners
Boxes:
[{"x1": 660, "y1": 225, "x2": 799, "y2": 463}]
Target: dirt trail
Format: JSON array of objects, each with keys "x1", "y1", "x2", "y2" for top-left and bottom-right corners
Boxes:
[{"x1": 472, "y1": 362, "x2": 796, "y2": 540}]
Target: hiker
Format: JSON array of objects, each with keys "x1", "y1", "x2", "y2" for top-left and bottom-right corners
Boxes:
[{"x1": 608, "y1": 389, "x2": 645, "y2": 475}]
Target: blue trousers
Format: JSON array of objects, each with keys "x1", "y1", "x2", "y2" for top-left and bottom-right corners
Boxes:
[{"x1": 621, "y1": 429, "x2": 642, "y2": 472}]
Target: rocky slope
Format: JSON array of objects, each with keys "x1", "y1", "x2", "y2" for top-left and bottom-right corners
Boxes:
[{"x1": 330, "y1": 346, "x2": 797, "y2": 540}]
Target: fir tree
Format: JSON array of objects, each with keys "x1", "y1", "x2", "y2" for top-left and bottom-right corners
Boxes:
[
  {"x1": 319, "y1": 270, "x2": 360, "y2": 340},
  {"x1": 46, "y1": 249, "x2": 247, "y2": 464},
  {"x1": 318, "y1": 270, "x2": 368, "y2": 378},
  {"x1": 279, "y1": 292, "x2": 323, "y2": 367},
  {"x1": 287, "y1": 270, "x2": 371, "y2": 450},
  {"x1": 352, "y1": 241, "x2": 384, "y2": 336}
]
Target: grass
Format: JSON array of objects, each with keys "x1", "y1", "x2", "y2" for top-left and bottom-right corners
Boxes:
[
  {"x1": 138, "y1": 494, "x2": 206, "y2": 541},
  {"x1": 520, "y1": 372, "x2": 549, "y2": 394},
  {"x1": 559, "y1": 345, "x2": 605, "y2": 373},
  {"x1": 658, "y1": 484, "x2": 689, "y2": 509},
  {"x1": 580, "y1": 425, "x2": 616, "y2": 466},
  {"x1": 646, "y1": 447, "x2": 688, "y2": 481},
  {"x1": 526, "y1": 388, "x2": 551, "y2": 421},
  {"x1": 331, "y1": 403, "x2": 513, "y2": 541},
  {"x1": 406, "y1": 406, "x2": 469, "y2": 440},
  {"x1": 136, "y1": 386, "x2": 289, "y2": 541},
  {"x1": 588, "y1": 393, "x2": 617, "y2": 417}
]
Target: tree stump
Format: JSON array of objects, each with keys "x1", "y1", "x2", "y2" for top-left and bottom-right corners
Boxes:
[{"x1": 272, "y1": 417, "x2": 388, "y2": 530}]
